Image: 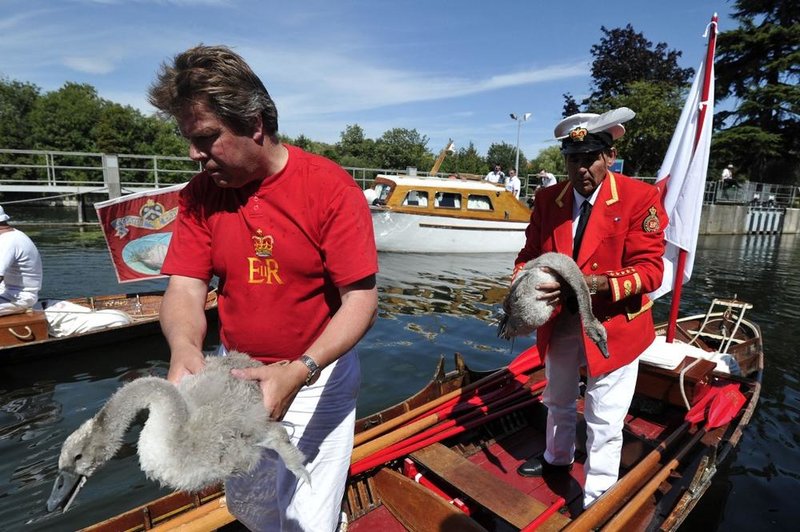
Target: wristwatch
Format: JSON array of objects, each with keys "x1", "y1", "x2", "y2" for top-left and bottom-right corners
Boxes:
[{"x1": 298, "y1": 354, "x2": 321, "y2": 386}]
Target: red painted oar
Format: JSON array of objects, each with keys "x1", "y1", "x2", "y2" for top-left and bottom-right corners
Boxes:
[
  {"x1": 351, "y1": 395, "x2": 543, "y2": 475},
  {"x1": 352, "y1": 386, "x2": 536, "y2": 464},
  {"x1": 353, "y1": 346, "x2": 542, "y2": 448}
]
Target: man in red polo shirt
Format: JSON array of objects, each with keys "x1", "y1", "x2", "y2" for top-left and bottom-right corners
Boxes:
[{"x1": 148, "y1": 44, "x2": 378, "y2": 530}]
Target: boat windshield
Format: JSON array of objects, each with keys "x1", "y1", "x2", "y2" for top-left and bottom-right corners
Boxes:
[{"x1": 375, "y1": 183, "x2": 392, "y2": 202}]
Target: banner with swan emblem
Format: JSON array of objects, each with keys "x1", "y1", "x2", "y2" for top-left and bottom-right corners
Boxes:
[{"x1": 95, "y1": 183, "x2": 186, "y2": 283}]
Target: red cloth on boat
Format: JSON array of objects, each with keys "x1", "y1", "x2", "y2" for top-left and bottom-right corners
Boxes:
[
  {"x1": 515, "y1": 171, "x2": 667, "y2": 376},
  {"x1": 161, "y1": 144, "x2": 378, "y2": 362}
]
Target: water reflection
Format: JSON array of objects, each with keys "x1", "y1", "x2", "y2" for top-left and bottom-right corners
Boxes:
[
  {"x1": 377, "y1": 252, "x2": 513, "y2": 319},
  {"x1": 0, "y1": 232, "x2": 798, "y2": 530}
]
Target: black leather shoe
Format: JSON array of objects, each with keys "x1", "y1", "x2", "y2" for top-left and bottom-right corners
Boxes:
[{"x1": 516, "y1": 455, "x2": 573, "y2": 477}]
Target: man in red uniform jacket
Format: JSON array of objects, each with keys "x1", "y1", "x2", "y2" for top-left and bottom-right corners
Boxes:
[{"x1": 514, "y1": 108, "x2": 667, "y2": 508}]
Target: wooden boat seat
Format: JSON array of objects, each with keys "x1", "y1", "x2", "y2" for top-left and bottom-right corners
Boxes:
[
  {"x1": 636, "y1": 356, "x2": 717, "y2": 407},
  {"x1": 410, "y1": 443, "x2": 570, "y2": 531}
]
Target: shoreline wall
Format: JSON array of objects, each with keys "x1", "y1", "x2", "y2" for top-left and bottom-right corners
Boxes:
[{"x1": 700, "y1": 205, "x2": 799, "y2": 234}]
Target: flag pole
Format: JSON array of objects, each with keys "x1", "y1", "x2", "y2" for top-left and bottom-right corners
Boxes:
[{"x1": 665, "y1": 13, "x2": 718, "y2": 342}]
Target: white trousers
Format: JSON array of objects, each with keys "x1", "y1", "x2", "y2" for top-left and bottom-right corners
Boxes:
[
  {"x1": 223, "y1": 349, "x2": 360, "y2": 531},
  {"x1": 542, "y1": 312, "x2": 641, "y2": 507},
  {"x1": 0, "y1": 292, "x2": 34, "y2": 316}
]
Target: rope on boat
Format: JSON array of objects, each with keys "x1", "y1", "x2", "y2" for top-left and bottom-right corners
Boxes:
[{"x1": 679, "y1": 357, "x2": 705, "y2": 411}]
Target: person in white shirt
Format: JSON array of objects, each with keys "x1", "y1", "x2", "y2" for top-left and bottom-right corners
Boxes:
[
  {"x1": 0, "y1": 206, "x2": 42, "y2": 316},
  {"x1": 505, "y1": 169, "x2": 522, "y2": 199},
  {"x1": 484, "y1": 164, "x2": 505, "y2": 184},
  {"x1": 538, "y1": 169, "x2": 557, "y2": 188}
]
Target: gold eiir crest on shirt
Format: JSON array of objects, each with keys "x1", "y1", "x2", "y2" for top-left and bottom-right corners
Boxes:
[
  {"x1": 252, "y1": 229, "x2": 274, "y2": 257},
  {"x1": 248, "y1": 229, "x2": 283, "y2": 285}
]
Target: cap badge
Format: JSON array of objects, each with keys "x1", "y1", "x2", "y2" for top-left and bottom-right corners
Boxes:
[
  {"x1": 643, "y1": 206, "x2": 660, "y2": 233},
  {"x1": 569, "y1": 127, "x2": 588, "y2": 142},
  {"x1": 252, "y1": 229, "x2": 274, "y2": 257}
]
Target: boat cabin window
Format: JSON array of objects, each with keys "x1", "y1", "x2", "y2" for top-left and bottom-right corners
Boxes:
[
  {"x1": 402, "y1": 190, "x2": 428, "y2": 207},
  {"x1": 467, "y1": 195, "x2": 493, "y2": 211},
  {"x1": 434, "y1": 192, "x2": 461, "y2": 209},
  {"x1": 375, "y1": 183, "x2": 392, "y2": 203}
]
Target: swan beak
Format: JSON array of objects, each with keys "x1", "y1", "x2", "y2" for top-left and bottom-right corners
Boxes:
[
  {"x1": 598, "y1": 340, "x2": 610, "y2": 359},
  {"x1": 47, "y1": 470, "x2": 87, "y2": 513}
]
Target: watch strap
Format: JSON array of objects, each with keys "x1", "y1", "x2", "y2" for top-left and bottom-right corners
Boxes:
[{"x1": 298, "y1": 354, "x2": 320, "y2": 386}]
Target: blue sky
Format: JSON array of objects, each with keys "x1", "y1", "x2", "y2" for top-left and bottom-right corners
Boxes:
[{"x1": 1, "y1": 0, "x2": 734, "y2": 158}]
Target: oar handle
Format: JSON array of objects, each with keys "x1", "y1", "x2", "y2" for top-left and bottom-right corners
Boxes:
[
  {"x1": 600, "y1": 428, "x2": 706, "y2": 532},
  {"x1": 352, "y1": 414, "x2": 441, "y2": 463},
  {"x1": 563, "y1": 420, "x2": 691, "y2": 531}
]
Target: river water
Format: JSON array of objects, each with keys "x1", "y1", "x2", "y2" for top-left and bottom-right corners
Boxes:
[{"x1": 0, "y1": 222, "x2": 798, "y2": 531}]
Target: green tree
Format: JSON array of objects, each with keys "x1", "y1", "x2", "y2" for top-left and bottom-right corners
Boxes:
[
  {"x1": 146, "y1": 116, "x2": 189, "y2": 157},
  {"x1": 373, "y1": 127, "x2": 432, "y2": 170},
  {"x1": 586, "y1": 25, "x2": 694, "y2": 107},
  {"x1": 605, "y1": 81, "x2": 684, "y2": 176},
  {"x1": 487, "y1": 142, "x2": 524, "y2": 174},
  {"x1": 0, "y1": 77, "x2": 40, "y2": 149},
  {"x1": 28, "y1": 82, "x2": 103, "y2": 152},
  {"x1": 715, "y1": 0, "x2": 800, "y2": 183},
  {"x1": 529, "y1": 145, "x2": 566, "y2": 177},
  {"x1": 336, "y1": 124, "x2": 376, "y2": 167},
  {"x1": 562, "y1": 93, "x2": 580, "y2": 118},
  {"x1": 94, "y1": 103, "x2": 151, "y2": 154},
  {"x1": 561, "y1": 25, "x2": 693, "y2": 177},
  {"x1": 0, "y1": 77, "x2": 41, "y2": 181},
  {"x1": 439, "y1": 142, "x2": 485, "y2": 176}
]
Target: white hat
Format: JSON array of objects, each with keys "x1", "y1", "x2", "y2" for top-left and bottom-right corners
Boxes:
[
  {"x1": 554, "y1": 107, "x2": 636, "y2": 154},
  {"x1": 0, "y1": 206, "x2": 10, "y2": 223}
]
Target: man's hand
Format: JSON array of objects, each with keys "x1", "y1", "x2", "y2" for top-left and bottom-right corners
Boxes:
[
  {"x1": 231, "y1": 361, "x2": 307, "y2": 421},
  {"x1": 536, "y1": 266, "x2": 563, "y2": 306},
  {"x1": 166, "y1": 347, "x2": 206, "y2": 384}
]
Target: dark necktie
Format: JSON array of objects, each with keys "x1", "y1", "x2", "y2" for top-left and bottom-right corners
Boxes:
[{"x1": 573, "y1": 200, "x2": 592, "y2": 260}]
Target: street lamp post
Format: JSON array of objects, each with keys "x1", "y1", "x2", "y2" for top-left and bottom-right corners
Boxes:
[{"x1": 509, "y1": 112, "x2": 532, "y2": 176}]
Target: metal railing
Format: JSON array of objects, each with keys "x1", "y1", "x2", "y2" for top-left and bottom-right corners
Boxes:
[
  {"x1": 0, "y1": 149, "x2": 200, "y2": 190},
  {"x1": 1, "y1": 149, "x2": 798, "y2": 208}
]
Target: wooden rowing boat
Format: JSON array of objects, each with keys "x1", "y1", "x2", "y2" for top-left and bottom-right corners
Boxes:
[
  {"x1": 0, "y1": 290, "x2": 218, "y2": 365},
  {"x1": 80, "y1": 297, "x2": 762, "y2": 531}
]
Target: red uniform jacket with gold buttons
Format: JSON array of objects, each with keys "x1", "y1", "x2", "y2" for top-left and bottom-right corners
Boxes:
[{"x1": 515, "y1": 172, "x2": 667, "y2": 376}]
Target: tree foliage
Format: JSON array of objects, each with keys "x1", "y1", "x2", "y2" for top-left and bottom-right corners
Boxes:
[
  {"x1": 335, "y1": 124, "x2": 377, "y2": 167},
  {"x1": 28, "y1": 82, "x2": 103, "y2": 153},
  {"x1": 558, "y1": 24, "x2": 694, "y2": 176},
  {"x1": 604, "y1": 81, "x2": 684, "y2": 176},
  {"x1": 529, "y1": 145, "x2": 566, "y2": 177},
  {"x1": 586, "y1": 25, "x2": 694, "y2": 107},
  {"x1": 373, "y1": 127, "x2": 432, "y2": 170},
  {"x1": 715, "y1": 0, "x2": 800, "y2": 183},
  {"x1": 561, "y1": 93, "x2": 580, "y2": 118},
  {"x1": 487, "y1": 142, "x2": 525, "y2": 174},
  {"x1": 440, "y1": 142, "x2": 486, "y2": 176},
  {"x1": 0, "y1": 77, "x2": 39, "y2": 149}
]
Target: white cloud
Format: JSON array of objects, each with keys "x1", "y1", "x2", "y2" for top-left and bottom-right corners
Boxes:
[
  {"x1": 62, "y1": 56, "x2": 116, "y2": 75},
  {"x1": 242, "y1": 45, "x2": 588, "y2": 118}
]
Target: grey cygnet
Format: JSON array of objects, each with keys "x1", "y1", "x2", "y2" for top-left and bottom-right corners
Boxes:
[
  {"x1": 48, "y1": 351, "x2": 310, "y2": 513},
  {"x1": 498, "y1": 252, "x2": 609, "y2": 358}
]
